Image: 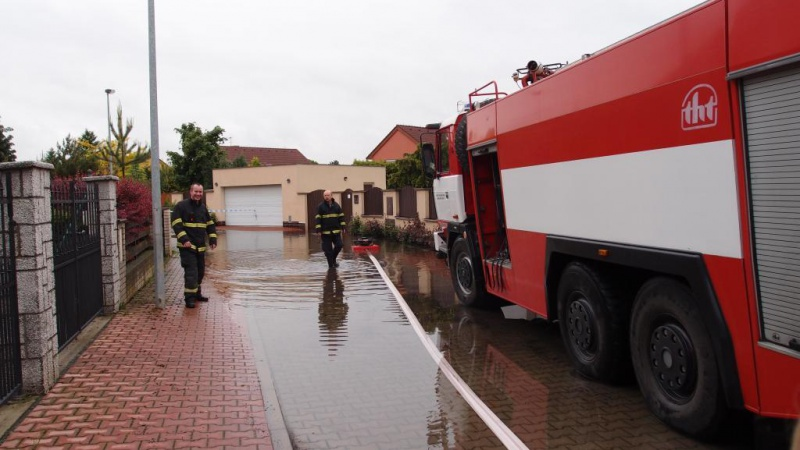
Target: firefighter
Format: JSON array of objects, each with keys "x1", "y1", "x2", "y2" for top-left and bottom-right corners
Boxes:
[
  {"x1": 171, "y1": 183, "x2": 217, "y2": 308},
  {"x1": 315, "y1": 190, "x2": 346, "y2": 268}
]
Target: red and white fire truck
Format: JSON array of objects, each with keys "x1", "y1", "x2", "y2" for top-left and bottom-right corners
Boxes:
[{"x1": 421, "y1": 0, "x2": 800, "y2": 437}]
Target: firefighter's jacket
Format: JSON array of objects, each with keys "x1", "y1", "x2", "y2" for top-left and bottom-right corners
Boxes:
[
  {"x1": 315, "y1": 200, "x2": 346, "y2": 235},
  {"x1": 171, "y1": 199, "x2": 217, "y2": 252}
]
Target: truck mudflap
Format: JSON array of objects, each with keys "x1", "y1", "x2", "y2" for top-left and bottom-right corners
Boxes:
[{"x1": 433, "y1": 230, "x2": 447, "y2": 255}]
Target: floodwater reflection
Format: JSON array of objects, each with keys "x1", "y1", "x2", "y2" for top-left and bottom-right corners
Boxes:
[
  {"x1": 207, "y1": 229, "x2": 752, "y2": 449},
  {"x1": 319, "y1": 269, "x2": 348, "y2": 358}
]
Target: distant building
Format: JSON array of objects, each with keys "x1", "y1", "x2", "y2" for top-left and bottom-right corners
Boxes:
[
  {"x1": 221, "y1": 146, "x2": 312, "y2": 166},
  {"x1": 366, "y1": 125, "x2": 435, "y2": 162}
]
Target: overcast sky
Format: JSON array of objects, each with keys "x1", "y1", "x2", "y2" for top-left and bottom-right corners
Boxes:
[{"x1": 1, "y1": 0, "x2": 704, "y2": 166}]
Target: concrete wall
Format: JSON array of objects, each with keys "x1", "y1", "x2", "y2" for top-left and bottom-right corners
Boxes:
[{"x1": 358, "y1": 187, "x2": 438, "y2": 234}]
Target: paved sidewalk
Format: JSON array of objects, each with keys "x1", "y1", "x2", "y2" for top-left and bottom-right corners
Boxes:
[{"x1": 1, "y1": 255, "x2": 273, "y2": 449}]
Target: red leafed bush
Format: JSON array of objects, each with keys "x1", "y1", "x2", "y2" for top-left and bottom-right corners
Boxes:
[{"x1": 117, "y1": 178, "x2": 152, "y2": 241}]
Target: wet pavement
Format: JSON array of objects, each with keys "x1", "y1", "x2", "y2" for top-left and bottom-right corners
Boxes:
[
  {"x1": 1, "y1": 254, "x2": 272, "y2": 450},
  {"x1": 207, "y1": 229, "x2": 759, "y2": 450}
]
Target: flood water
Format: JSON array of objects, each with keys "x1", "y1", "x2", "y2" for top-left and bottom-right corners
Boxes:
[{"x1": 206, "y1": 229, "x2": 763, "y2": 450}]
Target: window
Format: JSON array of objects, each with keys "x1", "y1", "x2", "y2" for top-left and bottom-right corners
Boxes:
[
  {"x1": 354, "y1": 194, "x2": 359, "y2": 205},
  {"x1": 439, "y1": 133, "x2": 450, "y2": 173}
]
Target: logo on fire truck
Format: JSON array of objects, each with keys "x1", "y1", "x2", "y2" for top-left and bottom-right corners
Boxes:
[{"x1": 681, "y1": 84, "x2": 718, "y2": 130}]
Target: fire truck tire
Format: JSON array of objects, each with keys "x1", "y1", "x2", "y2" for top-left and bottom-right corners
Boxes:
[
  {"x1": 455, "y1": 116, "x2": 469, "y2": 175},
  {"x1": 450, "y1": 238, "x2": 489, "y2": 307},
  {"x1": 629, "y1": 277, "x2": 725, "y2": 438},
  {"x1": 557, "y1": 262, "x2": 631, "y2": 383}
]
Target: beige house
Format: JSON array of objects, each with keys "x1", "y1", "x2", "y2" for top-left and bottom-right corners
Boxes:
[{"x1": 205, "y1": 164, "x2": 385, "y2": 228}]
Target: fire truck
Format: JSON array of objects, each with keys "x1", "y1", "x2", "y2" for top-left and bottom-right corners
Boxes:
[{"x1": 420, "y1": 0, "x2": 800, "y2": 438}]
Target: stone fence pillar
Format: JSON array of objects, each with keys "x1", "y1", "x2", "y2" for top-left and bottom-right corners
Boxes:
[
  {"x1": 163, "y1": 209, "x2": 173, "y2": 257},
  {"x1": 0, "y1": 161, "x2": 58, "y2": 394},
  {"x1": 84, "y1": 176, "x2": 121, "y2": 314}
]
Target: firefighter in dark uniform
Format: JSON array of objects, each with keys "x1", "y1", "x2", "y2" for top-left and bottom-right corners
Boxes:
[
  {"x1": 315, "y1": 189, "x2": 346, "y2": 268},
  {"x1": 171, "y1": 183, "x2": 217, "y2": 308}
]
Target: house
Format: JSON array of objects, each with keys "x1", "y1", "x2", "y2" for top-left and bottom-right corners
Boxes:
[
  {"x1": 205, "y1": 164, "x2": 386, "y2": 228},
  {"x1": 221, "y1": 146, "x2": 312, "y2": 166},
  {"x1": 366, "y1": 125, "x2": 435, "y2": 162}
]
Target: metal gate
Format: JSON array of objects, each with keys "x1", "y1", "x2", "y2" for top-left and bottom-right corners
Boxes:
[
  {"x1": 398, "y1": 186, "x2": 417, "y2": 218},
  {"x1": 742, "y1": 64, "x2": 800, "y2": 352},
  {"x1": 0, "y1": 173, "x2": 20, "y2": 405},
  {"x1": 364, "y1": 187, "x2": 384, "y2": 216},
  {"x1": 52, "y1": 180, "x2": 104, "y2": 349}
]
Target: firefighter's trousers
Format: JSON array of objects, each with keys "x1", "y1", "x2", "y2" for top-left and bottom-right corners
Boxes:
[
  {"x1": 321, "y1": 233, "x2": 343, "y2": 267},
  {"x1": 179, "y1": 247, "x2": 206, "y2": 300}
]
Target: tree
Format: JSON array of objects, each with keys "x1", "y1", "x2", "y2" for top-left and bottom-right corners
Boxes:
[
  {"x1": 329, "y1": 160, "x2": 340, "y2": 165},
  {"x1": 78, "y1": 129, "x2": 99, "y2": 150},
  {"x1": 386, "y1": 147, "x2": 431, "y2": 189},
  {"x1": 43, "y1": 133, "x2": 100, "y2": 178},
  {"x1": 0, "y1": 116, "x2": 16, "y2": 162},
  {"x1": 230, "y1": 155, "x2": 248, "y2": 168},
  {"x1": 158, "y1": 164, "x2": 181, "y2": 193},
  {"x1": 167, "y1": 123, "x2": 227, "y2": 190},
  {"x1": 116, "y1": 178, "x2": 152, "y2": 242},
  {"x1": 143, "y1": 160, "x2": 181, "y2": 193},
  {"x1": 127, "y1": 163, "x2": 147, "y2": 182},
  {"x1": 100, "y1": 106, "x2": 149, "y2": 178}
]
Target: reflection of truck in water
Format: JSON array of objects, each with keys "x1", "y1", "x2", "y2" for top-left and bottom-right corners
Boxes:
[
  {"x1": 443, "y1": 312, "x2": 549, "y2": 446},
  {"x1": 421, "y1": 0, "x2": 800, "y2": 438}
]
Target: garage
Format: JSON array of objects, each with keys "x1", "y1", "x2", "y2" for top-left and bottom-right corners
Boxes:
[{"x1": 223, "y1": 185, "x2": 282, "y2": 226}]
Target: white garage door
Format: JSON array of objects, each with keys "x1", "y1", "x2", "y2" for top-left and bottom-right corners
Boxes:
[{"x1": 224, "y1": 186, "x2": 282, "y2": 226}]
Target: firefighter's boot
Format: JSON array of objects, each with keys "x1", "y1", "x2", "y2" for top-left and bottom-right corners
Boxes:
[
  {"x1": 197, "y1": 287, "x2": 209, "y2": 302},
  {"x1": 184, "y1": 294, "x2": 196, "y2": 308}
]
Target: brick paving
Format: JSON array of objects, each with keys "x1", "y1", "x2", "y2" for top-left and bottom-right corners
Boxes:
[{"x1": 1, "y1": 255, "x2": 272, "y2": 450}]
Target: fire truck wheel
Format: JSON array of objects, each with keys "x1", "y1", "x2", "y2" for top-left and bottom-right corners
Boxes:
[
  {"x1": 629, "y1": 277, "x2": 726, "y2": 438},
  {"x1": 557, "y1": 262, "x2": 630, "y2": 383},
  {"x1": 450, "y1": 238, "x2": 488, "y2": 307}
]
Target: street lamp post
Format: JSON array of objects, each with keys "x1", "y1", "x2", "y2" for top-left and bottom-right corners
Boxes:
[{"x1": 104, "y1": 88, "x2": 115, "y2": 175}]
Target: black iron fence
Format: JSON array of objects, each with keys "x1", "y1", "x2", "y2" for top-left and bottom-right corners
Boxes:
[
  {"x1": 51, "y1": 180, "x2": 104, "y2": 349},
  {"x1": 0, "y1": 172, "x2": 20, "y2": 405}
]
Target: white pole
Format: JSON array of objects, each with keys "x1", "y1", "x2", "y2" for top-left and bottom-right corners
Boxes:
[{"x1": 149, "y1": 0, "x2": 165, "y2": 308}]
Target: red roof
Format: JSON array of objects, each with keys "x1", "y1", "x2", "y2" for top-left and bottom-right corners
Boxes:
[
  {"x1": 366, "y1": 125, "x2": 436, "y2": 160},
  {"x1": 221, "y1": 146, "x2": 312, "y2": 166}
]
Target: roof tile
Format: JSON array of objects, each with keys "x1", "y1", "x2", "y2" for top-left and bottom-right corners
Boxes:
[{"x1": 221, "y1": 146, "x2": 311, "y2": 166}]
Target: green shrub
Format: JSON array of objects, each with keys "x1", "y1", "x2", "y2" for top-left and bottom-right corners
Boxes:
[
  {"x1": 402, "y1": 215, "x2": 433, "y2": 247},
  {"x1": 349, "y1": 215, "x2": 364, "y2": 235},
  {"x1": 363, "y1": 219, "x2": 384, "y2": 238},
  {"x1": 349, "y1": 215, "x2": 433, "y2": 248},
  {"x1": 384, "y1": 222, "x2": 399, "y2": 241}
]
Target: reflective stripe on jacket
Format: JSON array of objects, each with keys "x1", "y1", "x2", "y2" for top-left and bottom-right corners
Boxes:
[
  {"x1": 315, "y1": 200, "x2": 346, "y2": 235},
  {"x1": 171, "y1": 199, "x2": 217, "y2": 252}
]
